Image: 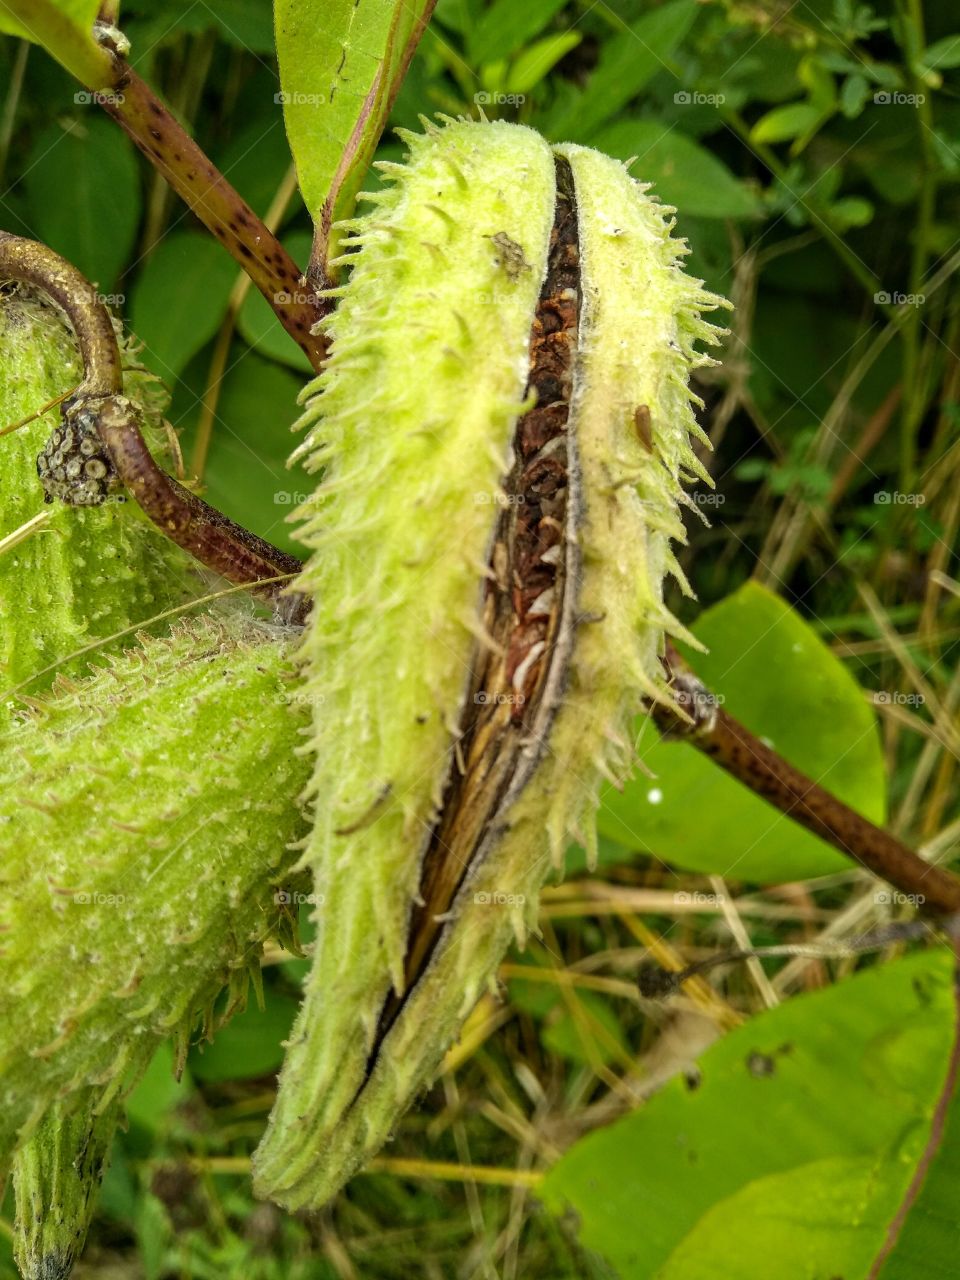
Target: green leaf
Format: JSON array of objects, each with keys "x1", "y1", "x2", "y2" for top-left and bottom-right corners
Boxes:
[
  {"x1": 875, "y1": 1046, "x2": 960, "y2": 1277},
  {"x1": 130, "y1": 232, "x2": 238, "y2": 379},
  {"x1": 541, "y1": 951, "x2": 956, "y2": 1279},
  {"x1": 545, "y1": 0, "x2": 698, "y2": 142},
  {"x1": 750, "y1": 101, "x2": 824, "y2": 144},
  {"x1": 26, "y1": 118, "x2": 141, "y2": 289},
  {"x1": 0, "y1": 0, "x2": 110, "y2": 85},
  {"x1": 189, "y1": 993, "x2": 301, "y2": 1082},
  {"x1": 275, "y1": 0, "x2": 435, "y2": 256},
  {"x1": 597, "y1": 582, "x2": 886, "y2": 882},
  {"x1": 467, "y1": 0, "x2": 568, "y2": 67},
  {"x1": 590, "y1": 120, "x2": 760, "y2": 220},
  {"x1": 506, "y1": 32, "x2": 581, "y2": 95},
  {"x1": 177, "y1": 351, "x2": 306, "y2": 558},
  {"x1": 236, "y1": 231, "x2": 314, "y2": 371},
  {"x1": 920, "y1": 34, "x2": 960, "y2": 73}
]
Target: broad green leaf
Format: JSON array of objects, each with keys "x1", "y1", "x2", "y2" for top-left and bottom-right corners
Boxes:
[
  {"x1": 545, "y1": 0, "x2": 698, "y2": 142},
  {"x1": 0, "y1": 0, "x2": 110, "y2": 85},
  {"x1": 920, "y1": 34, "x2": 960, "y2": 73},
  {"x1": 131, "y1": 232, "x2": 238, "y2": 380},
  {"x1": 751, "y1": 101, "x2": 824, "y2": 144},
  {"x1": 659, "y1": 1156, "x2": 908, "y2": 1279},
  {"x1": 26, "y1": 118, "x2": 140, "y2": 289},
  {"x1": 467, "y1": 0, "x2": 568, "y2": 67},
  {"x1": 597, "y1": 582, "x2": 886, "y2": 882},
  {"x1": 237, "y1": 230, "x2": 314, "y2": 371},
  {"x1": 506, "y1": 32, "x2": 581, "y2": 95},
  {"x1": 591, "y1": 120, "x2": 760, "y2": 220},
  {"x1": 541, "y1": 951, "x2": 955, "y2": 1279},
  {"x1": 189, "y1": 993, "x2": 301, "y2": 1082},
  {"x1": 275, "y1": 0, "x2": 436, "y2": 261}
]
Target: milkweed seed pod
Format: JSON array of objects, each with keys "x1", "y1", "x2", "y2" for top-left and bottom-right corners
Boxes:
[
  {"x1": 253, "y1": 118, "x2": 729, "y2": 1210},
  {"x1": 0, "y1": 614, "x2": 311, "y2": 1171},
  {"x1": 0, "y1": 285, "x2": 199, "y2": 692},
  {"x1": 13, "y1": 1090, "x2": 121, "y2": 1280}
]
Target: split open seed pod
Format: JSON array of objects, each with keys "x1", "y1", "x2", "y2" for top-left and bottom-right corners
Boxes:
[{"x1": 253, "y1": 117, "x2": 729, "y2": 1210}]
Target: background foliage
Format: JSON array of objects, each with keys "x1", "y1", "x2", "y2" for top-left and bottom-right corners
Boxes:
[{"x1": 1, "y1": 0, "x2": 959, "y2": 1275}]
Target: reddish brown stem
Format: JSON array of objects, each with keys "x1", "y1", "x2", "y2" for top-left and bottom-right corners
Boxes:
[
  {"x1": 98, "y1": 53, "x2": 326, "y2": 371},
  {"x1": 655, "y1": 643, "x2": 960, "y2": 915},
  {"x1": 1, "y1": 232, "x2": 307, "y2": 622}
]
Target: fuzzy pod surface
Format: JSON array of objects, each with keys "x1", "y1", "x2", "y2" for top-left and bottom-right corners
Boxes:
[
  {"x1": 253, "y1": 118, "x2": 729, "y2": 1210},
  {"x1": 0, "y1": 286, "x2": 199, "y2": 693},
  {"x1": 0, "y1": 613, "x2": 311, "y2": 1169},
  {"x1": 13, "y1": 1089, "x2": 121, "y2": 1280}
]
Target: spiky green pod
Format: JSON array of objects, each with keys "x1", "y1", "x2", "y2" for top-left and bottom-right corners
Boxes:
[
  {"x1": 13, "y1": 1090, "x2": 121, "y2": 1280},
  {"x1": 254, "y1": 119, "x2": 729, "y2": 1209},
  {"x1": 0, "y1": 287, "x2": 199, "y2": 692},
  {"x1": 0, "y1": 614, "x2": 311, "y2": 1169}
]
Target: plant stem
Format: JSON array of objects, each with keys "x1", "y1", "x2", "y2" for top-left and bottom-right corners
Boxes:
[
  {"x1": 99, "y1": 56, "x2": 326, "y2": 371},
  {"x1": 655, "y1": 642, "x2": 960, "y2": 915},
  {"x1": 0, "y1": 232, "x2": 307, "y2": 622}
]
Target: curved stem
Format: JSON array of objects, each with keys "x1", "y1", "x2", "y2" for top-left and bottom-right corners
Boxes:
[
  {"x1": 0, "y1": 232, "x2": 307, "y2": 624},
  {"x1": 654, "y1": 642, "x2": 960, "y2": 915}
]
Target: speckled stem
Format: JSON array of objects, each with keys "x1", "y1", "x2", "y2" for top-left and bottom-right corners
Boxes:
[
  {"x1": 0, "y1": 232, "x2": 308, "y2": 620},
  {"x1": 656, "y1": 642, "x2": 960, "y2": 915},
  {"x1": 99, "y1": 55, "x2": 326, "y2": 371}
]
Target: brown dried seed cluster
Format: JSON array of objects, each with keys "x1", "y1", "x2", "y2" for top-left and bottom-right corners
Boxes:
[
  {"x1": 381, "y1": 155, "x2": 582, "y2": 1034},
  {"x1": 36, "y1": 401, "x2": 119, "y2": 507}
]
